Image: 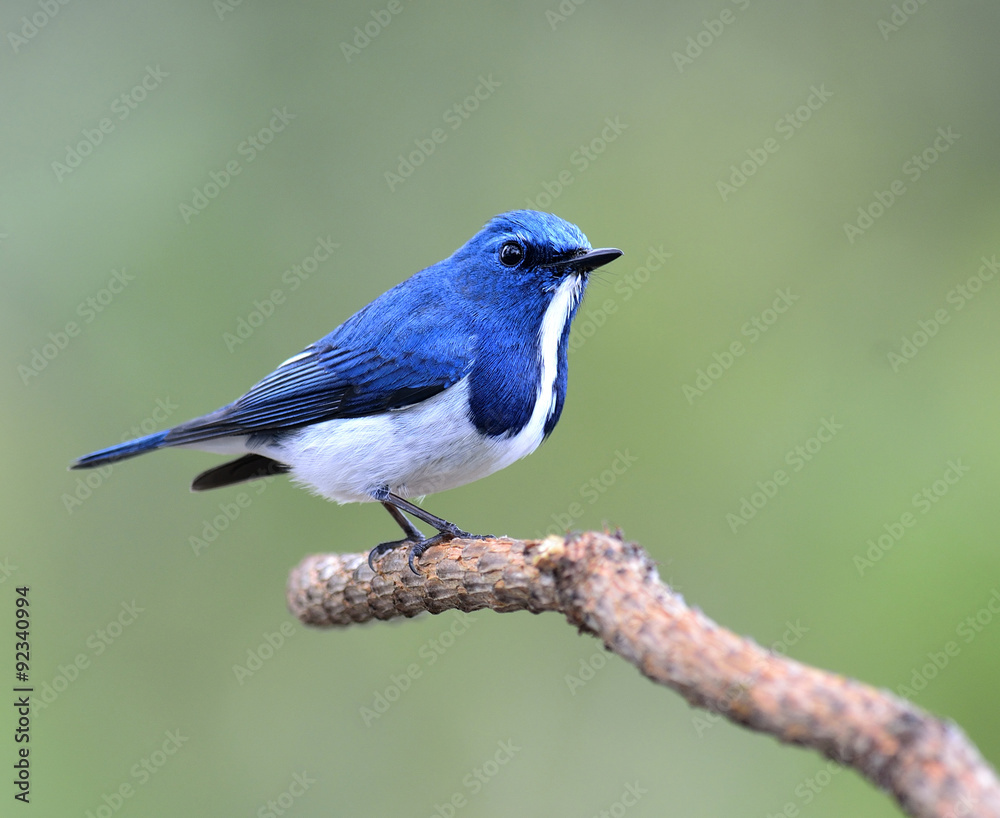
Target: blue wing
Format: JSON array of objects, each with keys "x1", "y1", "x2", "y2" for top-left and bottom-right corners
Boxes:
[{"x1": 163, "y1": 284, "x2": 472, "y2": 447}]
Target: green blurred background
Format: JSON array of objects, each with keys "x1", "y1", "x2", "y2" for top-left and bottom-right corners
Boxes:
[{"x1": 3, "y1": 1, "x2": 999, "y2": 815}]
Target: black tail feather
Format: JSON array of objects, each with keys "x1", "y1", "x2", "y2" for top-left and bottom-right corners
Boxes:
[{"x1": 191, "y1": 454, "x2": 290, "y2": 491}]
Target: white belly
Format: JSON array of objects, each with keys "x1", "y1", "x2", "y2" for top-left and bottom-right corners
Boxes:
[
  {"x1": 268, "y1": 377, "x2": 544, "y2": 503},
  {"x1": 269, "y1": 274, "x2": 581, "y2": 503}
]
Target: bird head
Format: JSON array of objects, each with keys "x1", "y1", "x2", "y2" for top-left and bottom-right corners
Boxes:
[{"x1": 448, "y1": 210, "x2": 622, "y2": 309}]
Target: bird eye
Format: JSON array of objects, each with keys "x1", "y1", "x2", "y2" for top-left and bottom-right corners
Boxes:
[{"x1": 499, "y1": 241, "x2": 525, "y2": 267}]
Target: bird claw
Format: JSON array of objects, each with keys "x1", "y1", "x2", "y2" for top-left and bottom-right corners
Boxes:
[
  {"x1": 367, "y1": 536, "x2": 439, "y2": 575},
  {"x1": 368, "y1": 528, "x2": 494, "y2": 575},
  {"x1": 367, "y1": 539, "x2": 408, "y2": 572},
  {"x1": 407, "y1": 538, "x2": 436, "y2": 575}
]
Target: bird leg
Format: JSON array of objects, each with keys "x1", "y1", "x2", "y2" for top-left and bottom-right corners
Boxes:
[{"x1": 368, "y1": 488, "x2": 489, "y2": 574}]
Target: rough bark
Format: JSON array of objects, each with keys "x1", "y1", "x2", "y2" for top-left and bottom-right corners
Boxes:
[{"x1": 287, "y1": 531, "x2": 1000, "y2": 818}]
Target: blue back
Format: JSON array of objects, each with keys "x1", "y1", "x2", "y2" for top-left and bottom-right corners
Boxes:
[{"x1": 163, "y1": 210, "x2": 593, "y2": 446}]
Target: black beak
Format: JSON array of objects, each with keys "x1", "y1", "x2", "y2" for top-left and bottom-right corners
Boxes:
[{"x1": 555, "y1": 247, "x2": 623, "y2": 271}]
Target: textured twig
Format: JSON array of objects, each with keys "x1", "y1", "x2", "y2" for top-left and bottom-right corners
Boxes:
[{"x1": 286, "y1": 531, "x2": 1000, "y2": 818}]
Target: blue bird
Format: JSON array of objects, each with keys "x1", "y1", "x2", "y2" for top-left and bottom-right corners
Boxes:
[{"x1": 72, "y1": 210, "x2": 622, "y2": 572}]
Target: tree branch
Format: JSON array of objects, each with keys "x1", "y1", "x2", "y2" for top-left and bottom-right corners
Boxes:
[{"x1": 286, "y1": 531, "x2": 1000, "y2": 818}]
